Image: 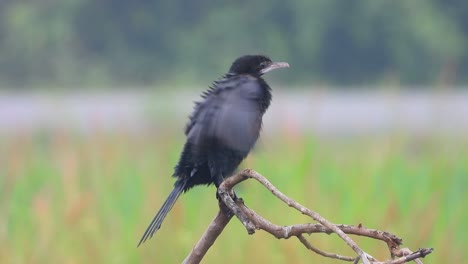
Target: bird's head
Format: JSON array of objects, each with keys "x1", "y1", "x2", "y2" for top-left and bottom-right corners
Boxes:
[{"x1": 228, "y1": 55, "x2": 289, "y2": 77}]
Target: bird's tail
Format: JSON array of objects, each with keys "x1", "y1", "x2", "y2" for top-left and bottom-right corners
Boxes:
[{"x1": 138, "y1": 180, "x2": 186, "y2": 246}]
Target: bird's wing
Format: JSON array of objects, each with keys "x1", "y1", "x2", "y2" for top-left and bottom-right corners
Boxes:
[{"x1": 186, "y1": 76, "x2": 264, "y2": 153}]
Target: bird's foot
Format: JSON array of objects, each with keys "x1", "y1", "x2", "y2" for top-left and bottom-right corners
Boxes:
[
  {"x1": 231, "y1": 190, "x2": 239, "y2": 201},
  {"x1": 216, "y1": 188, "x2": 238, "y2": 200},
  {"x1": 216, "y1": 188, "x2": 241, "y2": 218}
]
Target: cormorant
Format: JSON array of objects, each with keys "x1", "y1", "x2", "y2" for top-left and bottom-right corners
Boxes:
[{"x1": 138, "y1": 55, "x2": 289, "y2": 246}]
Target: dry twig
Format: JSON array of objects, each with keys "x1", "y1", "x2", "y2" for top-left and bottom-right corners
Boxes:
[
  {"x1": 182, "y1": 202, "x2": 233, "y2": 264},
  {"x1": 183, "y1": 169, "x2": 433, "y2": 263}
]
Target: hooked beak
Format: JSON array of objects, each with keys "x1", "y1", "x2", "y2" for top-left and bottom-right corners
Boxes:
[{"x1": 260, "y1": 61, "x2": 290, "y2": 75}]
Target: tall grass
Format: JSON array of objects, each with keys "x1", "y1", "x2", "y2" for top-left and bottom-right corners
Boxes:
[{"x1": 1, "y1": 128, "x2": 466, "y2": 263}]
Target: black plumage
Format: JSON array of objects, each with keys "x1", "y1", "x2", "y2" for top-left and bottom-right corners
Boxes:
[{"x1": 138, "y1": 55, "x2": 289, "y2": 246}]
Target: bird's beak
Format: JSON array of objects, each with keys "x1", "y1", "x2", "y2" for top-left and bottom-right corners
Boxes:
[
  {"x1": 260, "y1": 62, "x2": 289, "y2": 74},
  {"x1": 260, "y1": 61, "x2": 290, "y2": 74}
]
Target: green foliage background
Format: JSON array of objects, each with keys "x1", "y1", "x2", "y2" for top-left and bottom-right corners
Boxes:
[
  {"x1": 1, "y1": 1, "x2": 467, "y2": 263},
  {"x1": 1, "y1": 0, "x2": 467, "y2": 87},
  {"x1": 1, "y1": 128, "x2": 466, "y2": 263}
]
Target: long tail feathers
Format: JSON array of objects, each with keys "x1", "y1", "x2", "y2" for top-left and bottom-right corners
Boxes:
[{"x1": 138, "y1": 182, "x2": 186, "y2": 247}]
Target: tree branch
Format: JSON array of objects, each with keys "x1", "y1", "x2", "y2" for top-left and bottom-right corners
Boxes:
[
  {"x1": 182, "y1": 201, "x2": 233, "y2": 264},
  {"x1": 184, "y1": 169, "x2": 433, "y2": 264}
]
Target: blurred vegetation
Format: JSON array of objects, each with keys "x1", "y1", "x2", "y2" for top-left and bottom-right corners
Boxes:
[
  {"x1": 0, "y1": 128, "x2": 466, "y2": 263},
  {"x1": 0, "y1": 0, "x2": 467, "y2": 87}
]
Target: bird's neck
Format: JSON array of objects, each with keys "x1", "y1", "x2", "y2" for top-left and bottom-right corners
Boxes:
[{"x1": 257, "y1": 77, "x2": 272, "y2": 114}]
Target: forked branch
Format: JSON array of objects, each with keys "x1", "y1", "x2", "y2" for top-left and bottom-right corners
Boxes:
[{"x1": 183, "y1": 169, "x2": 433, "y2": 264}]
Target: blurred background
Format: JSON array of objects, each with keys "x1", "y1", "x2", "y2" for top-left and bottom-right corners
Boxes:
[{"x1": 0, "y1": 1, "x2": 467, "y2": 263}]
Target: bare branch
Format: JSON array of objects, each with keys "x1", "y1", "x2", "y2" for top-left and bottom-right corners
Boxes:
[
  {"x1": 217, "y1": 185, "x2": 256, "y2": 234},
  {"x1": 297, "y1": 234, "x2": 356, "y2": 261},
  {"x1": 219, "y1": 169, "x2": 375, "y2": 263},
  {"x1": 184, "y1": 169, "x2": 433, "y2": 264},
  {"x1": 182, "y1": 202, "x2": 233, "y2": 264}
]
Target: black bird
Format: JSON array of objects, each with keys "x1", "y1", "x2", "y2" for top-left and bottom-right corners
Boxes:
[{"x1": 138, "y1": 55, "x2": 289, "y2": 246}]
